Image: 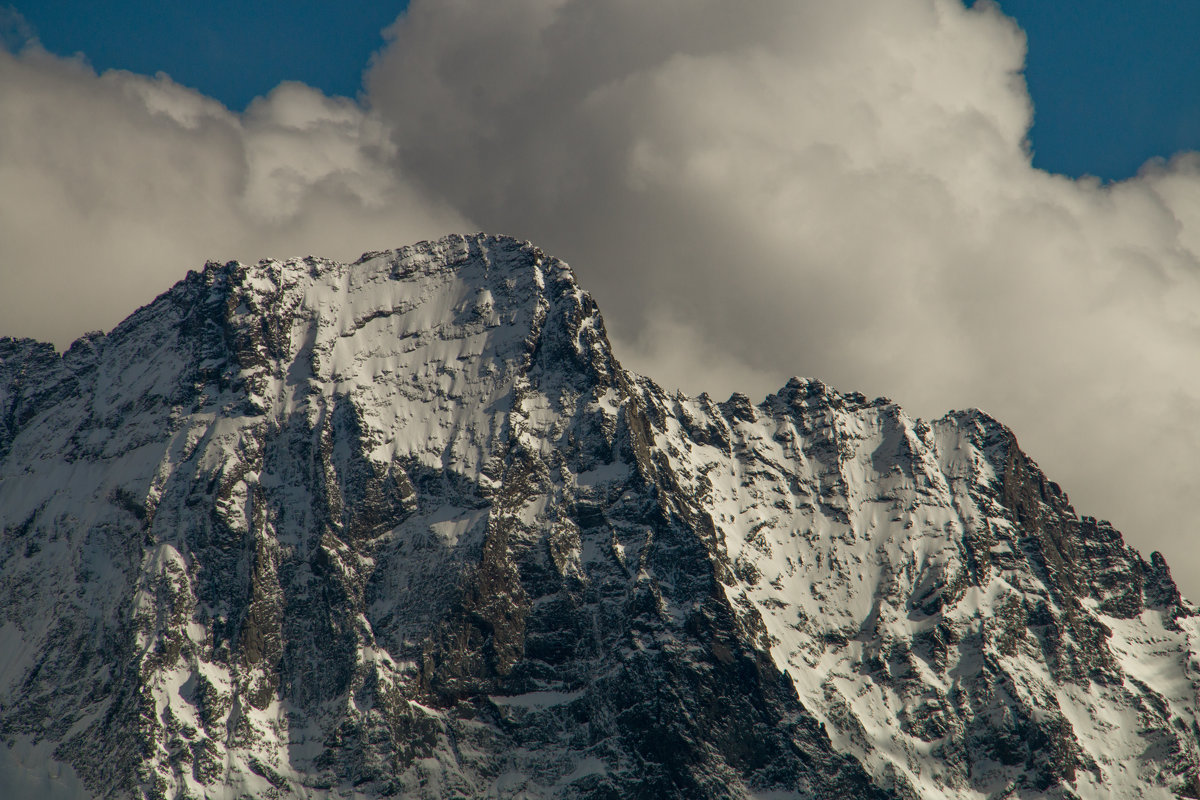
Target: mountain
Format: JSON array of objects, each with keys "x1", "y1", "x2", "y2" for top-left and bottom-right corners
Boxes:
[{"x1": 0, "y1": 233, "x2": 1197, "y2": 800}]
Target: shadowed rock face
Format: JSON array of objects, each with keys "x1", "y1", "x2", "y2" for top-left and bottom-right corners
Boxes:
[{"x1": 0, "y1": 233, "x2": 1196, "y2": 800}]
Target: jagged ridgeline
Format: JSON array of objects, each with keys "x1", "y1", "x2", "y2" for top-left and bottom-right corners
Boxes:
[{"x1": 0, "y1": 233, "x2": 1197, "y2": 800}]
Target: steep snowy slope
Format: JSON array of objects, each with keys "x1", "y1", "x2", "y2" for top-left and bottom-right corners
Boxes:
[
  {"x1": 653, "y1": 384, "x2": 1200, "y2": 799},
  {"x1": 0, "y1": 233, "x2": 1196, "y2": 799}
]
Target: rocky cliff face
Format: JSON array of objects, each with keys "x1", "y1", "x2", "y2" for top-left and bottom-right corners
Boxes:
[{"x1": 0, "y1": 233, "x2": 1197, "y2": 799}]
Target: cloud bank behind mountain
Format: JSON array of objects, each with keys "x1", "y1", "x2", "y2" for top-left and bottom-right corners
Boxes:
[{"x1": 2, "y1": 0, "x2": 1199, "y2": 594}]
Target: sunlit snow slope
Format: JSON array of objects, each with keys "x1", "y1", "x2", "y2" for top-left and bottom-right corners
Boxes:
[{"x1": 0, "y1": 234, "x2": 1197, "y2": 799}]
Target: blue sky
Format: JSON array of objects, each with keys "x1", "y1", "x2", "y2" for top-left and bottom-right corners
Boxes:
[
  {"x1": 7, "y1": 0, "x2": 410, "y2": 108},
  {"x1": 9, "y1": 0, "x2": 1200, "y2": 181},
  {"x1": 995, "y1": 0, "x2": 1200, "y2": 179}
]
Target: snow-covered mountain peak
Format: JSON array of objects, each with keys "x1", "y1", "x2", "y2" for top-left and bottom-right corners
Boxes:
[{"x1": 1, "y1": 235, "x2": 1198, "y2": 800}]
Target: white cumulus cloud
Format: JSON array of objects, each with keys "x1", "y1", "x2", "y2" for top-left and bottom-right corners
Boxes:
[
  {"x1": 0, "y1": 44, "x2": 468, "y2": 345},
  {"x1": 363, "y1": 0, "x2": 1200, "y2": 595}
]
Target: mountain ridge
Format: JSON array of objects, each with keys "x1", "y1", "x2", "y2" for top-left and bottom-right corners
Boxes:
[{"x1": 0, "y1": 233, "x2": 1196, "y2": 799}]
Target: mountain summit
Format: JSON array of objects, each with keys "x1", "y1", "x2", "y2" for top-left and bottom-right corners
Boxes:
[{"x1": 0, "y1": 234, "x2": 1196, "y2": 799}]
